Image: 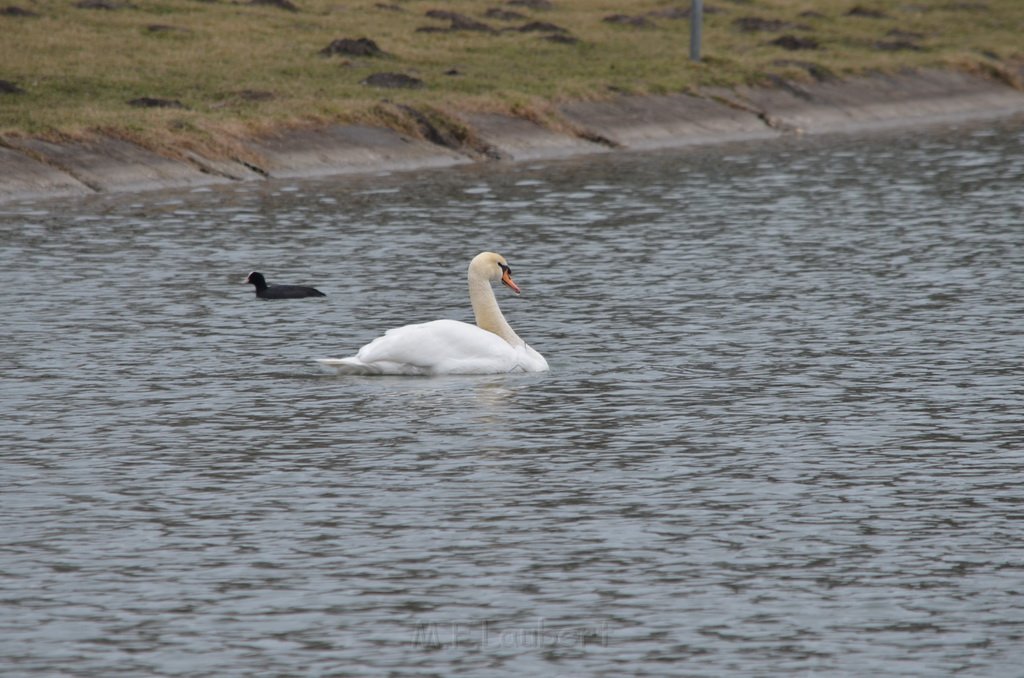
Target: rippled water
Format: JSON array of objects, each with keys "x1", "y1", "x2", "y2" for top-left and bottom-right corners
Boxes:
[{"x1": 3, "y1": 118, "x2": 1024, "y2": 676}]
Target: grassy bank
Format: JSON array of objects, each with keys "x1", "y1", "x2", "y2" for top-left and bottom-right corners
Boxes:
[{"x1": 1, "y1": 0, "x2": 1022, "y2": 156}]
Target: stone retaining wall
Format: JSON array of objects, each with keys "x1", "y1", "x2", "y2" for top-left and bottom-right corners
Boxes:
[{"x1": 2, "y1": 69, "x2": 1023, "y2": 202}]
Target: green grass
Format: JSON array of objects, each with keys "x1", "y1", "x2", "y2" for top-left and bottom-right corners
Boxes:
[{"x1": 1, "y1": 0, "x2": 1022, "y2": 156}]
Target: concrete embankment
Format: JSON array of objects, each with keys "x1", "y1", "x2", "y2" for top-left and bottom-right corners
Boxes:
[{"x1": 2, "y1": 68, "x2": 1023, "y2": 203}]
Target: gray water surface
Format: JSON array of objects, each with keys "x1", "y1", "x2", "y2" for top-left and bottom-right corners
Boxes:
[{"x1": 2, "y1": 119, "x2": 1024, "y2": 676}]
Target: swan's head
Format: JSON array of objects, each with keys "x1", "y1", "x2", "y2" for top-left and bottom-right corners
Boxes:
[{"x1": 470, "y1": 251, "x2": 521, "y2": 295}]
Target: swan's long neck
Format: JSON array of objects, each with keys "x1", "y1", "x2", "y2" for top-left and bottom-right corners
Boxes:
[{"x1": 469, "y1": 275, "x2": 523, "y2": 347}]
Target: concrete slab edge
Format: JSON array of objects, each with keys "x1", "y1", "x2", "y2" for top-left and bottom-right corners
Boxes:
[{"x1": 1, "y1": 68, "x2": 1023, "y2": 204}]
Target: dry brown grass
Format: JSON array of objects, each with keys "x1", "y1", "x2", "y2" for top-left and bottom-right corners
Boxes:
[{"x1": 1, "y1": 0, "x2": 1022, "y2": 155}]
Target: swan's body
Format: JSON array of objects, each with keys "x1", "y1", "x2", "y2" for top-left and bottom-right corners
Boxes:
[{"x1": 317, "y1": 252, "x2": 548, "y2": 376}]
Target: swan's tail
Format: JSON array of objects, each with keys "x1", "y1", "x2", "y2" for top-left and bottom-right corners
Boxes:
[{"x1": 315, "y1": 357, "x2": 382, "y2": 375}]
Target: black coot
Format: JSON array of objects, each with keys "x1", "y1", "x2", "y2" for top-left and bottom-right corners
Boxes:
[{"x1": 244, "y1": 272, "x2": 326, "y2": 300}]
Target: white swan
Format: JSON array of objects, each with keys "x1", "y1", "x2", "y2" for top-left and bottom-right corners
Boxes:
[{"x1": 316, "y1": 252, "x2": 548, "y2": 376}]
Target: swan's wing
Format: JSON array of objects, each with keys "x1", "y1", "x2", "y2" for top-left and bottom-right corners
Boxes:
[
  {"x1": 315, "y1": 357, "x2": 421, "y2": 375},
  {"x1": 518, "y1": 342, "x2": 549, "y2": 373},
  {"x1": 356, "y1": 319, "x2": 519, "y2": 374},
  {"x1": 317, "y1": 320, "x2": 548, "y2": 376}
]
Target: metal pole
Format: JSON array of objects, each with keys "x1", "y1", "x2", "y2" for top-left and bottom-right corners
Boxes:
[{"x1": 690, "y1": 0, "x2": 703, "y2": 62}]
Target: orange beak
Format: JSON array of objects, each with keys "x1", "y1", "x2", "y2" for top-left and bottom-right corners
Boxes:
[{"x1": 501, "y1": 268, "x2": 521, "y2": 295}]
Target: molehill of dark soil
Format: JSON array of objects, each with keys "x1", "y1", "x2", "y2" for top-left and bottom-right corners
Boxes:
[
  {"x1": 1, "y1": 5, "x2": 39, "y2": 16},
  {"x1": 771, "y1": 35, "x2": 819, "y2": 50},
  {"x1": 321, "y1": 37, "x2": 387, "y2": 58},
  {"x1": 128, "y1": 97, "x2": 187, "y2": 109},
  {"x1": 421, "y1": 10, "x2": 497, "y2": 33},
  {"x1": 733, "y1": 16, "x2": 809, "y2": 33},
  {"x1": 361, "y1": 72, "x2": 424, "y2": 89},
  {"x1": 602, "y1": 14, "x2": 656, "y2": 29},
  {"x1": 0, "y1": 79, "x2": 26, "y2": 94},
  {"x1": 248, "y1": 0, "x2": 298, "y2": 11}
]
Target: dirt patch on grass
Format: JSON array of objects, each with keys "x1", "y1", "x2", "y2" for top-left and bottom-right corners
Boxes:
[
  {"x1": 516, "y1": 21, "x2": 569, "y2": 34},
  {"x1": 734, "y1": 17, "x2": 809, "y2": 33},
  {"x1": 73, "y1": 0, "x2": 136, "y2": 9},
  {"x1": 846, "y1": 6, "x2": 887, "y2": 19},
  {"x1": 485, "y1": 8, "x2": 526, "y2": 21},
  {"x1": 128, "y1": 97, "x2": 187, "y2": 109},
  {"x1": 211, "y1": 90, "x2": 276, "y2": 108},
  {"x1": 507, "y1": 0, "x2": 553, "y2": 9},
  {"x1": 875, "y1": 39, "x2": 923, "y2": 52},
  {"x1": 388, "y1": 103, "x2": 498, "y2": 158},
  {"x1": 0, "y1": 80, "x2": 26, "y2": 94},
  {"x1": 233, "y1": 90, "x2": 275, "y2": 101},
  {"x1": 361, "y1": 72, "x2": 424, "y2": 89},
  {"x1": 771, "y1": 35, "x2": 820, "y2": 50},
  {"x1": 320, "y1": 37, "x2": 387, "y2": 58},
  {"x1": 422, "y1": 10, "x2": 497, "y2": 33},
  {"x1": 603, "y1": 14, "x2": 656, "y2": 29},
  {"x1": 247, "y1": 0, "x2": 298, "y2": 11},
  {"x1": 1, "y1": 5, "x2": 39, "y2": 16},
  {"x1": 145, "y1": 24, "x2": 191, "y2": 34}
]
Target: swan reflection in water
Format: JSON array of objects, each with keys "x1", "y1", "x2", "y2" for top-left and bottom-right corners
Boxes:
[{"x1": 317, "y1": 252, "x2": 548, "y2": 376}]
